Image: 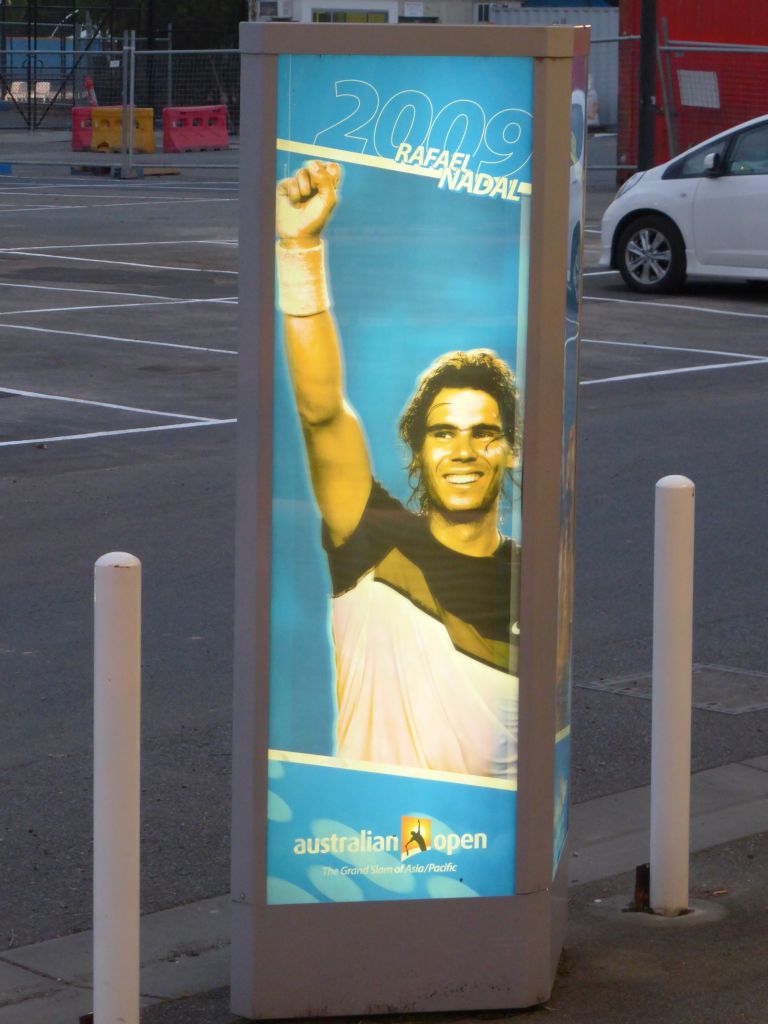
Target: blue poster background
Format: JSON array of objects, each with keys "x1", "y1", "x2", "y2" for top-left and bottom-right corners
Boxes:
[
  {"x1": 268, "y1": 756, "x2": 516, "y2": 903},
  {"x1": 267, "y1": 53, "x2": 534, "y2": 902}
]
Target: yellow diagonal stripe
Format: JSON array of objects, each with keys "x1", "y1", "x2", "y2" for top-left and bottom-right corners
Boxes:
[{"x1": 276, "y1": 138, "x2": 442, "y2": 178}]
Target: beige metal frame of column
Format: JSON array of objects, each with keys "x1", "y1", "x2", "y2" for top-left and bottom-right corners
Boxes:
[{"x1": 232, "y1": 22, "x2": 589, "y2": 1018}]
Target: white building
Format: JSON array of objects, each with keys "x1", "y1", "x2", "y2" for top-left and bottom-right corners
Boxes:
[{"x1": 250, "y1": 0, "x2": 488, "y2": 26}]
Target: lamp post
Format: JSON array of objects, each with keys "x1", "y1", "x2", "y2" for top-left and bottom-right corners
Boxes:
[{"x1": 638, "y1": 0, "x2": 656, "y2": 170}]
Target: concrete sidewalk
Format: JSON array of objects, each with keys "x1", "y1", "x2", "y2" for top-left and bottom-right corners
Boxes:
[{"x1": 4, "y1": 756, "x2": 768, "y2": 1023}]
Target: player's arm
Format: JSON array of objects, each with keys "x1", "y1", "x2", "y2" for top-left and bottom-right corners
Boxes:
[{"x1": 276, "y1": 160, "x2": 372, "y2": 547}]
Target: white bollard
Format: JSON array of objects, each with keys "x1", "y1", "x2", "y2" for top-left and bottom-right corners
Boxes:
[
  {"x1": 650, "y1": 477, "x2": 694, "y2": 916},
  {"x1": 94, "y1": 553, "x2": 141, "y2": 1024}
]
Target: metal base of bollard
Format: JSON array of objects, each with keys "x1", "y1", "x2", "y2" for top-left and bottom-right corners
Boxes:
[
  {"x1": 70, "y1": 165, "x2": 113, "y2": 176},
  {"x1": 624, "y1": 863, "x2": 693, "y2": 917},
  {"x1": 623, "y1": 862, "x2": 651, "y2": 913},
  {"x1": 113, "y1": 165, "x2": 181, "y2": 178}
]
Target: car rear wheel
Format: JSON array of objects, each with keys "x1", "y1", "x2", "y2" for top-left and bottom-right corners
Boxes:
[{"x1": 617, "y1": 215, "x2": 686, "y2": 293}]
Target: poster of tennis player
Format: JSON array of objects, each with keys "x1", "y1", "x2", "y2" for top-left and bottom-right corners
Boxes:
[{"x1": 265, "y1": 52, "x2": 534, "y2": 904}]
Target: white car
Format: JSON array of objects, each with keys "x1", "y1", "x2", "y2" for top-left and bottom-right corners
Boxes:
[{"x1": 600, "y1": 114, "x2": 768, "y2": 293}]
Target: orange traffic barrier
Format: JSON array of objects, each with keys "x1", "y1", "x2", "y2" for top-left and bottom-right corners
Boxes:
[
  {"x1": 84, "y1": 75, "x2": 98, "y2": 105},
  {"x1": 162, "y1": 105, "x2": 229, "y2": 153},
  {"x1": 90, "y1": 106, "x2": 155, "y2": 154}
]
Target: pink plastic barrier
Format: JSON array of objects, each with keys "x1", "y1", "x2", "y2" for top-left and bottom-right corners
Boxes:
[
  {"x1": 162, "y1": 105, "x2": 229, "y2": 154},
  {"x1": 84, "y1": 76, "x2": 98, "y2": 105},
  {"x1": 71, "y1": 107, "x2": 94, "y2": 151}
]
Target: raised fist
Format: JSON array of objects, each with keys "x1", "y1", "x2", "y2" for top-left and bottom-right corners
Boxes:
[{"x1": 276, "y1": 160, "x2": 342, "y2": 247}]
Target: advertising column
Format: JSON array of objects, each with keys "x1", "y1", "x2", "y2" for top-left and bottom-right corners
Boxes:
[{"x1": 233, "y1": 24, "x2": 589, "y2": 1018}]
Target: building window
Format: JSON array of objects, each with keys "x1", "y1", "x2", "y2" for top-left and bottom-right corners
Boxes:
[{"x1": 312, "y1": 9, "x2": 389, "y2": 21}]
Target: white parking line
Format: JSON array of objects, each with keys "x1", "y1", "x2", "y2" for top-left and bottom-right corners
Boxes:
[
  {"x1": 0, "y1": 281, "x2": 183, "y2": 301},
  {"x1": 84, "y1": 197, "x2": 238, "y2": 210},
  {"x1": 0, "y1": 181, "x2": 238, "y2": 193},
  {"x1": 0, "y1": 250, "x2": 237, "y2": 274},
  {"x1": 0, "y1": 185, "x2": 236, "y2": 198},
  {"x1": 0, "y1": 322, "x2": 237, "y2": 355},
  {"x1": 0, "y1": 418, "x2": 237, "y2": 449},
  {"x1": 0, "y1": 199, "x2": 237, "y2": 218},
  {"x1": 582, "y1": 337, "x2": 767, "y2": 361},
  {"x1": 585, "y1": 294, "x2": 768, "y2": 321},
  {"x1": 0, "y1": 204, "x2": 91, "y2": 214},
  {"x1": 0, "y1": 385, "x2": 227, "y2": 421},
  {"x1": 0, "y1": 193, "x2": 238, "y2": 204},
  {"x1": 0, "y1": 239, "x2": 237, "y2": 252},
  {"x1": 581, "y1": 357, "x2": 768, "y2": 386},
  {"x1": 0, "y1": 296, "x2": 237, "y2": 317}
]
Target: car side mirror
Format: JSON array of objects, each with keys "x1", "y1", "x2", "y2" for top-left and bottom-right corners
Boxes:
[{"x1": 703, "y1": 151, "x2": 723, "y2": 176}]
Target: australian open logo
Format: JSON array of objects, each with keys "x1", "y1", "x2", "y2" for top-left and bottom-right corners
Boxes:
[
  {"x1": 401, "y1": 816, "x2": 432, "y2": 861},
  {"x1": 292, "y1": 816, "x2": 488, "y2": 861},
  {"x1": 402, "y1": 815, "x2": 489, "y2": 861}
]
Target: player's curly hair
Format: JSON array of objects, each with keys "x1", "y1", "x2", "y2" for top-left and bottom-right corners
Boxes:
[{"x1": 398, "y1": 349, "x2": 520, "y2": 512}]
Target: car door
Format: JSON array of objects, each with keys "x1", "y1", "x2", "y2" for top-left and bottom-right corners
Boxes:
[{"x1": 692, "y1": 122, "x2": 768, "y2": 270}]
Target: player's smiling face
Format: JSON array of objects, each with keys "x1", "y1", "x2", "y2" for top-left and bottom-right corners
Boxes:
[{"x1": 419, "y1": 388, "x2": 514, "y2": 515}]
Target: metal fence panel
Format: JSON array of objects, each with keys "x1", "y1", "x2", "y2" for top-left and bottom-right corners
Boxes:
[
  {"x1": 1, "y1": 42, "x2": 241, "y2": 136},
  {"x1": 589, "y1": 35, "x2": 620, "y2": 129},
  {"x1": 478, "y1": 6, "x2": 619, "y2": 127},
  {"x1": 660, "y1": 41, "x2": 768, "y2": 158},
  {"x1": 0, "y1": 45, "x2": 128, "y2": 129},
  {"x1": 133, "y1": 50, "x2": 241, "y2": 134}
]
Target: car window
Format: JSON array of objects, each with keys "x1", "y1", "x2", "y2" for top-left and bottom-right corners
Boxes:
[
  {"x1": 674, "y1": 138, "x2": 730, "y2": 178},
  {"x1": 725, "y1": 124, "x2": 768, "y2": 176}
]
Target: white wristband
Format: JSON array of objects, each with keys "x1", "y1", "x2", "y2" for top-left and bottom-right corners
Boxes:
[{"x1": 276, "y1": 241, "x2": 331, "y2": 317}]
